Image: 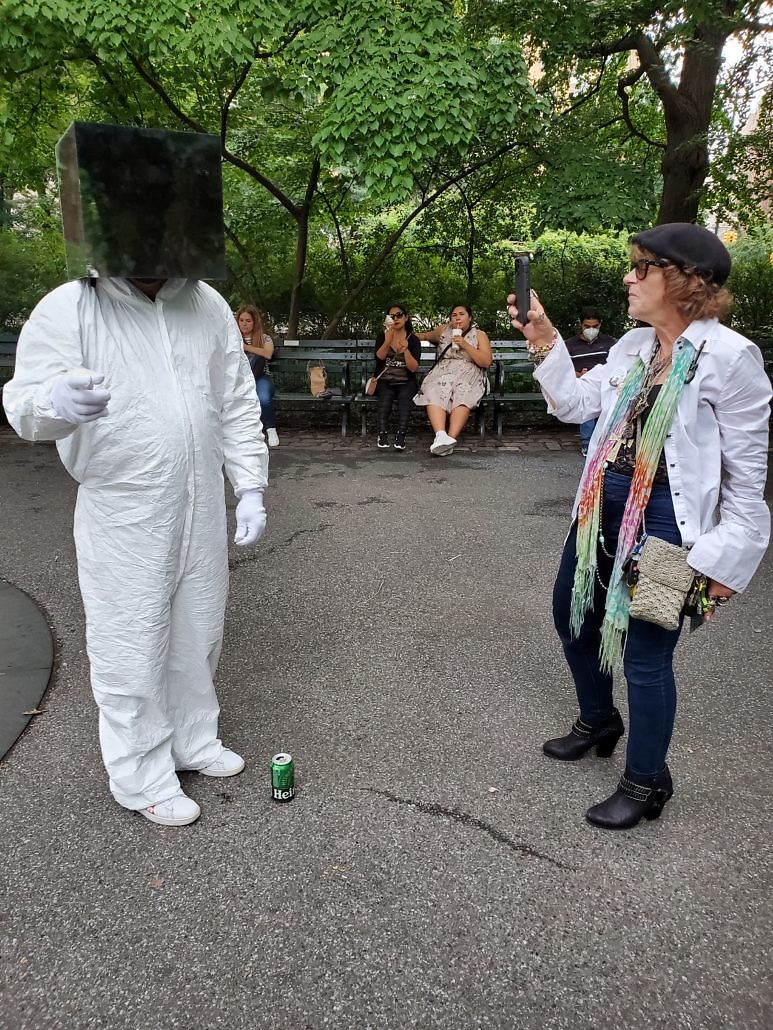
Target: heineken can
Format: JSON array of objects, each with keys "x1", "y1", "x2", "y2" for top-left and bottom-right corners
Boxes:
[{"x1": 270, "y1": 752, "x2": 295, "y2": 803}]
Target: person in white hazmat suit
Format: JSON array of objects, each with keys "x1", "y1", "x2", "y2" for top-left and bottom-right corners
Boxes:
[{"x1": 2, "y1": 124, "x2": 268, "y2": 826}]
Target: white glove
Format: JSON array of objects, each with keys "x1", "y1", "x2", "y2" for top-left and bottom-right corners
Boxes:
[
  {"x1": 234, "y1": 489, "x2": 266, "y2": 546},
  {"x1": 50, "y1": 370, "x2": 111, "y2": 424}
]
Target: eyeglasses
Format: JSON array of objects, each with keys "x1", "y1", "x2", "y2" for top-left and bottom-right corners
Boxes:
[
  {"x1": 388, "y1": 311, "x2": 405, "y2": 318},
  {"x1": 630, "y1": 259, "x2": 671, "y2": 280}
]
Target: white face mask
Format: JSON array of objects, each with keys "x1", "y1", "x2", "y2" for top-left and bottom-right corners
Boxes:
[{"x1": 583, "y1": 326, "x2": 600, "y2": 342}]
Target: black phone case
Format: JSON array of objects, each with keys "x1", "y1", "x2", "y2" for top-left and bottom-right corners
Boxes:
[{"x1": 514, "y1": 255, "x2": 531, "y2": 325}]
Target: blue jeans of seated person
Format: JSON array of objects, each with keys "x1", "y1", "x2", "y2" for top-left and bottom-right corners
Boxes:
[
  {"x1": 255, "y1": 374, "x2": 276, "y2": 430},
  {"x1": 552, "y1": 471, "x2": 683, "y2": 777},
  {"x1": 579, "y1": 418, "x2": 596, "y2": 449}
]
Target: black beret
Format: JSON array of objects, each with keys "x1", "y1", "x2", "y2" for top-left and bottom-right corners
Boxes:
[{"x1": 631, "y1": 223, "x2": 731, "y2": 285}]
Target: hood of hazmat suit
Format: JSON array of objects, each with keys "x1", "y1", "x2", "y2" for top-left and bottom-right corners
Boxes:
[{"x1": 2, "y1": 124, "x2": 268, "y2": 811}]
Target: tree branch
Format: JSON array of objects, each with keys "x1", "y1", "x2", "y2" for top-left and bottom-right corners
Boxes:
[
  {"x1": 255, "y1": 24, "x2": 305, "y2": 59},
  {"x1": 124, "y1": 51, "x2": 301, "y2": 219},
  {"x1": 617, "y1": 64, "x2": 666, "y2": 148},
  {"x1": 559, "y1": 58, "x2": 608, "y2": 118},
  {"x1": 221, "y1": 58, "x2": 253, "y2": 146},
  {"x1": 125, "y1": 51, "x2": 208, "y2": 132},
  {"x1": 316, "y1": 185, "x2": 352, "y2": 292},
  {"x1": 323, "y1": 145, "x2": 541, "y2": 336},
  {"x1": 734, "y1": 20, "x2": 773, "y2": 31},
  {"x1": 224, "y1": 222, "x2": 260, "y2": 297},
  {"x1": 590, "y1": 29, "x2": 678, "y2": 103}
]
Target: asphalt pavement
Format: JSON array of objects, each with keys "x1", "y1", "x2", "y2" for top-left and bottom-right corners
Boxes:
[{"x1": 0, "y1": 425, "x2": 771, "y2": 1030}]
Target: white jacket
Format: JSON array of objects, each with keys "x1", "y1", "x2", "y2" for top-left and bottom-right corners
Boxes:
[{"x1": 534, "y1": 318, "x2": 771, "y2": 593}]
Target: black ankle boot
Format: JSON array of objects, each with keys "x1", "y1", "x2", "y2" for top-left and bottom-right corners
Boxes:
[
  {"x1": 586, "y1": 766, "x2": 674, "y2": 830},
  {"x1": 542, "y1": 709, "x2": 625, "y2": 761}
]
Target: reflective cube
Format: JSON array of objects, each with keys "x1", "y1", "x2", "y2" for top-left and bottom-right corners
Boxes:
[{"x1": 56, "y1": 122, "x2": 226, "y2": 280}]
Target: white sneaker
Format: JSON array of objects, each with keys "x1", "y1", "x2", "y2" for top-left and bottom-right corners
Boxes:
[
  {"x1": 199, "y1": 747, "x2": 245, "y2": 778},
  {"x1": 142, "y1": 792, "x2": 201, "y2": 826},
  {"x1": 430, "y1": 431, "x2": 457, "y2": 456},
  {"x1": 267, "y1": 428, "x2": 280, "y2": 448}
]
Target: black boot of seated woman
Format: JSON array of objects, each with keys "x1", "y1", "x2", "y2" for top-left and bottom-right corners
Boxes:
[
  {"x1": 586, "y1": 766, "x2": 674, "y2": 830},
  {"x1": 542, "y1": 708, "x2": 624, "y2": 761}
]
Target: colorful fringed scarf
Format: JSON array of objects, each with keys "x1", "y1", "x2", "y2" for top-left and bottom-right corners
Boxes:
[{"x1": 570, "y1": 339, "x2": 696, "y2": 672}]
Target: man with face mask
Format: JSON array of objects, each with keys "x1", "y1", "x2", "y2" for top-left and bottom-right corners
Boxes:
[
  {"x1": 563, "y1": 307, "x2": 617, "y2": 455},
  {"x1": 2, "y1": 124, "x2": 268, "y2": 826}
]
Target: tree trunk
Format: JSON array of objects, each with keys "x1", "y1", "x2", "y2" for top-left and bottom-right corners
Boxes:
[
  {"x1": 286, "y1": 209, "x2": 309, "y2": 339},
  {"x1": 657, "y1": 132, "x2": 709, "y2": 223},
  {"x1": 286, "y1": 157, "x2": 320, "y2": 338},
  {"x1": 652, "y1": 6, "x2": 735, "y2": 223}
]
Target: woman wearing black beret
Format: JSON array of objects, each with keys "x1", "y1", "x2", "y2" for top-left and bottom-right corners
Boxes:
[{"x1": 507, "y1": 223, "x2": 771, "y2": 830}]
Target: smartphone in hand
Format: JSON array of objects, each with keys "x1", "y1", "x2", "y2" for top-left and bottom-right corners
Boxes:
[{"x1": 513, "y1": 253, "x2": 531, "y2": 326}]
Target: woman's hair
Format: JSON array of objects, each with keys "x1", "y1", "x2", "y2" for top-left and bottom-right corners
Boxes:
[
  {"x1": 235, "y1": 304, "x2": 266, "y2": 340},
  {"x1": 631, "y1": 245, "x2": 733, "y2": 322},
  {"x1": 385, "y1": 302, "x2": 415, "y2": 335}
]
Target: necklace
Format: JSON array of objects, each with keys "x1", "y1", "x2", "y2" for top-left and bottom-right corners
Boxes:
[{"x1": 628, "y1": 338, "x2": 671, "y2": 422}]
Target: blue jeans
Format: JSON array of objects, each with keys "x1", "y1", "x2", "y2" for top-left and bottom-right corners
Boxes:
[
  {"x1": 552, "y1": 471, "x2": 683, "y2": 776},
  {"x1": 255, "y1": 375, "x2": 276, "y2": 430},
  {"x1": 579, "y1": 419, "x2": 596, "y2": 448}
]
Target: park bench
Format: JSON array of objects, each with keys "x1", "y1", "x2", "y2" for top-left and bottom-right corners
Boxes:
[
  {"x1": 490, "y1": 335, "x2": 773, "y2": 435},
  {"x1": 3, "y1": 332, "x2": 773, "y2": 437},
  {"x1": 0, "y1": 335, "x2": 18, "y2": 416},
  {"x1": 0, "y1": 335, "x2": 16, "y2": 375},
  {"x1": 269, "y1": 340, "x2": 359, "y2": 437},
  {"x1": 489, "y1": 339, "x2": 546, "y2": 436}
]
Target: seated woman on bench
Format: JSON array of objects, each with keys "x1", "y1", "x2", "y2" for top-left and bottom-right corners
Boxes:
[
  {"x1": 236, "y1": 305, "x2": 279, "y2": 448},
  {"x1": 414, "y1": 304, "x2": 493, "y2": 456},
  {"x1": 373, "y1": 303, "x2": 422, "y2": 452}
]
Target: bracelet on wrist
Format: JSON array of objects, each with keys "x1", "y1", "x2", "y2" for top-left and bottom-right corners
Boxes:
[{"x1": 528, "y1": 331, "x2": 558, "y2": 365}]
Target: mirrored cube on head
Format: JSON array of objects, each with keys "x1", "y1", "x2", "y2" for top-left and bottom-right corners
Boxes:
[{"x1": 56, "y1": 122, "x2": 226, "y2": 280}]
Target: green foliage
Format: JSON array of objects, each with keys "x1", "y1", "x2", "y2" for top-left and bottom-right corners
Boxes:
[
  {"x1": 710, "y1": 84, "x2": 773, "y2": 231},
  {"x1": 528, "y1": 230, "x2": 631, "y2": 338},
  {"x1": 0, "y1": 0, "x2": 770, "y2": 341},
  {"x1": 727, "y1": 227, "x2": 773, "y2": 337},
  {"x1": 0, "y1": 227, "x2": 66, "y2": 331}
]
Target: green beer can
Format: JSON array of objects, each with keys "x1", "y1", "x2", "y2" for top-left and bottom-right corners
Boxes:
[{"x1": 270, "y1": 752, "x2": 295, "y2": 802}]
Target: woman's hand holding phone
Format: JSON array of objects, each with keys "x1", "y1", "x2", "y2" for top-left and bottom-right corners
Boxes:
[{"x1": 507, "y1": 290, "x2": 556, "y2": 353}]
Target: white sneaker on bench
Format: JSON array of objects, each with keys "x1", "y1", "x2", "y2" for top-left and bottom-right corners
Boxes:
[{"x1": 142, "y1": 792, "x2": 201, "y2": 826}]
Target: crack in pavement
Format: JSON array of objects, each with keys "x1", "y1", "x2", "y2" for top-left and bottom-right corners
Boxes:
[
  {"x1": 355, "y1": 496, "x2": 391, "y2": 507},
  {"x1": 229, "y1": 524, "x2": 331, "y2": 568},
  {"x1": 312, "y1": 497, "x2": 391, "y2": 510},
  {"x1": 364, "y1": 787, "x2": 576, "y2": 872}
]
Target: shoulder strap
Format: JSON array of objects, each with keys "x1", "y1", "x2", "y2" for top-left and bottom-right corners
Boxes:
[{"x1": 414, "y1": 343, "x2": 452, "y2": 396}]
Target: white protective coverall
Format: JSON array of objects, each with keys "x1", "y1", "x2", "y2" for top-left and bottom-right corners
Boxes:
[{"x1": 3, "y1": 277, "x2": 268, "y2": 809}]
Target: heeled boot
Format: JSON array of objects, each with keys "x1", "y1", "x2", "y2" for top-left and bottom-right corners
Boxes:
[
  {"x1": 586, "y1": 766, "x2": 674, "y2": 830},
  {"x1": 542, "y1": 708, "x2": 625, "y2": 761}
]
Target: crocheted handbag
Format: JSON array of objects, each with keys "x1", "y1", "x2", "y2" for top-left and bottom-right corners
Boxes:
[{"x1": 629, "y1": 535, "x2": 695, "y2": 631}]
